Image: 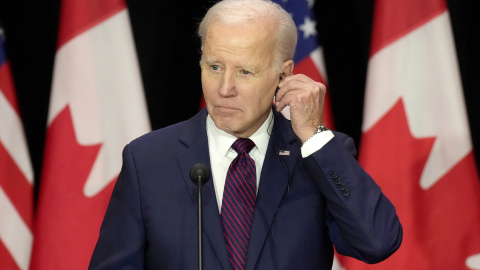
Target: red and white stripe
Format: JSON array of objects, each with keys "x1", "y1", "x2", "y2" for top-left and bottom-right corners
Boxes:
[{"x1": 0, "y1": 61, "x2": 33, "y2": 269}]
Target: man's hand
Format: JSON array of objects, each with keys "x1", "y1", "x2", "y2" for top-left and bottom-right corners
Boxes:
[{"x1": 275, "y1": 74, "x2": 326, "y2": 143}]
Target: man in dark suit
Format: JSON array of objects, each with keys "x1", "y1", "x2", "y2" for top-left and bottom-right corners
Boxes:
[{"x1": 89, "y1": 0, "x2": 402, "y2": 269}]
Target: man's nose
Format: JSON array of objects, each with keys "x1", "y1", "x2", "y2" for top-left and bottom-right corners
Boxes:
[{"x1": 218, "y1": 73, "x2": 236, "y2": 97}]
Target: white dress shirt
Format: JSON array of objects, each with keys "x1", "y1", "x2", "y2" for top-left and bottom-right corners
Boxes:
[{"x1": 206, "y1": 110, "x2": 334, "y2": 212}]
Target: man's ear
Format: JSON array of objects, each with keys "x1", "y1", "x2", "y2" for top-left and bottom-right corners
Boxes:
[{"x1": 281, "y1": 60, "x2": 294, "y2": 78}]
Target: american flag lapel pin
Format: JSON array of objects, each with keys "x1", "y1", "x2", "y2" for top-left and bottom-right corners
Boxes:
[{"x1": 279, "y1": 150, "x2": 290, "y2": 156}]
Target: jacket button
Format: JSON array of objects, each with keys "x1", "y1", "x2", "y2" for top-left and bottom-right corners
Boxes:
[
  {"x1": 330, "y1": 172, "x2": 338, "y2": 179},
  {"x1": 343, "y1": 189, "x2": 350, "y2": 196},
  {"x1": 337, "y1": 183, "x2": 346, "y2": 191}
]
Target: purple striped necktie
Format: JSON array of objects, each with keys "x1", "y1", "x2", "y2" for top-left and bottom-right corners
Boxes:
[{"x1": 221, "y1": 138, "x2": 257, "y2": 270}]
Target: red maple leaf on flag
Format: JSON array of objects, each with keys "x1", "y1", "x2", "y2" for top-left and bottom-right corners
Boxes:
[
  {"x1": 31, "y1": 106, "x2": 116, "y2": 269},
  {"x1": 339, "y1": 99, "x2": 480, "y2": 269}
]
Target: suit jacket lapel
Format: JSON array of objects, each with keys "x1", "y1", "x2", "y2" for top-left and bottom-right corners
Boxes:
[
  {"x1": 176, "y1": 109, "x2": 232, "y2": 270},
  {"x1": 245, "y1": 110, "x2": 301, "y2": 270},
  {"x1": 176, "y1": 109, "x2": 301, "y2": 270}
]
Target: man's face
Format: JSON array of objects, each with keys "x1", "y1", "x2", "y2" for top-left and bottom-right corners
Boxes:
[{"x1": 201, "y1": 21, "x2": 280, "y2": 138}]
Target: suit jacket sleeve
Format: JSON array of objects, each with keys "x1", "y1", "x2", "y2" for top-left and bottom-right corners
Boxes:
[
  {"x1": 303, "y1": 132, "x2": 402, "y2": 263},
  {"x1": 89, "y1": 144, "x2": 146, "y2": 269}
]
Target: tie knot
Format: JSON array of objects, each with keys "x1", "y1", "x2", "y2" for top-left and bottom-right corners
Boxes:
[{"x1": 232, "y1": 138, "x2": 255, "y2": 154}]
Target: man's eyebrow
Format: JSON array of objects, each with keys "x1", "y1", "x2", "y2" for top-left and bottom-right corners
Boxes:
[
  {"x1": 203, "y1": 58, "x2": 261, "y2": 74},
  {"x1": 237, "y1": 65, "x2": 260, "y2": 73},
  {"x1": 204, "y1": 58, "x2": 218, "y2": 64}
]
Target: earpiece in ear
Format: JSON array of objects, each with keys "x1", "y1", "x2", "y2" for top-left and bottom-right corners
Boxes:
[{"x1": 275, "y1": 77, "x2": 282, "y2": 101}]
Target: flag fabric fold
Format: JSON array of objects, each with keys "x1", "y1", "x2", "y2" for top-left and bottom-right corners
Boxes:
[
  {"x1": 0, "y1": 19, "x2": 34, "y2": 270},
  {"x1": 337, "y1": 0, "x2": 480, "y2": 269},
  {"x1": 30, "y1": 0, "x2": 150, "y2": 269}
]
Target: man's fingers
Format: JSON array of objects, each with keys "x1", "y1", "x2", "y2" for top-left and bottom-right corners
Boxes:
[{"x1": 275, "y1": 78, "x2": 326, "y2": 105}]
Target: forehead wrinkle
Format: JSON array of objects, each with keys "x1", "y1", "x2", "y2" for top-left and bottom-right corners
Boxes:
[{"x1": 203, "y1": 23, "x2": 276, "y2": 73}]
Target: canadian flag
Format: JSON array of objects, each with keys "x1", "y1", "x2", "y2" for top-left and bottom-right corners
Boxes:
[
  {"x1": 0, "y1": 21, "x2": 34, "y2": 270},
  {"x1": 336, "y1": 0, "x2": 480, "y2": 269},
  {"x1": 29, "y1": 0, "x2": 150, "y2": 269}
]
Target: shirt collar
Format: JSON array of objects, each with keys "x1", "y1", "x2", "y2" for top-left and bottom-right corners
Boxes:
[{"x1": 206, "y1": 109, "x2": 274, "y2": 158}]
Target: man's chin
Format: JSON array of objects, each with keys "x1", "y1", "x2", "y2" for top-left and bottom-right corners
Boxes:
[{"x1": 210, "y1": 116, "x2": 243, "y2": 136}]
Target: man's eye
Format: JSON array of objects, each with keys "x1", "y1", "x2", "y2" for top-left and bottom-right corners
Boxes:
[
  {"x1": 211, "y1": 65, "x2": 219, "y2": 71},
  {"x1": 241, "y1": 70, "x2": 251, "y2": 75}
]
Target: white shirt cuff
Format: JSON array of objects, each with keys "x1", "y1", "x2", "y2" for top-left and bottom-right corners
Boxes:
[{"x1": 301, "y1": 130, "x2": 334, "y2": 157}]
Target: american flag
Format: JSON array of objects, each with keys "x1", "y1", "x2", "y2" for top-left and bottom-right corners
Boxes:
[
  {"x1": 273, "y1": 0, "x2": 333, "y2": 128},
  {"x1": 0, "y1": 18, "x2": 34, "y2": 270}
]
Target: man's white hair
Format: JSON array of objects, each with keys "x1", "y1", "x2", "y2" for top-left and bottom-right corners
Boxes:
[{"x1": 198, "y1": 0, "x2": 298, "y2": 71}]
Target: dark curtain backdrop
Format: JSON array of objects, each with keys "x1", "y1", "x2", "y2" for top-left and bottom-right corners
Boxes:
[{"x1": 0, "y1": 0, "x2": 478, "y2": 203}]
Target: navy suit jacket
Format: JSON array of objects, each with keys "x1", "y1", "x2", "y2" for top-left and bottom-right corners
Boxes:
[{"x1": 89, "y1": 108, "x2": 402, "y2": 269}]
